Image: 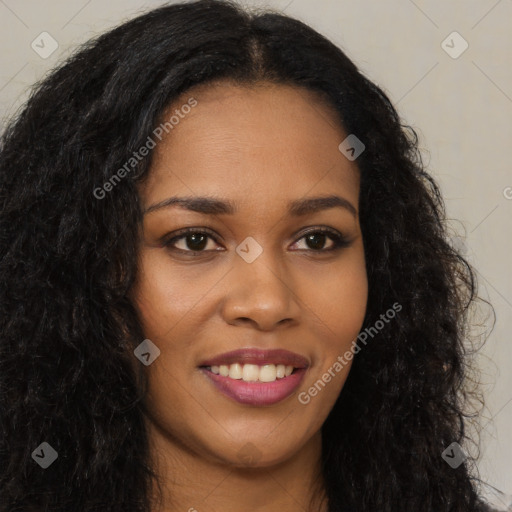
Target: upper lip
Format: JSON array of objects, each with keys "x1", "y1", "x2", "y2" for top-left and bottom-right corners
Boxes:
[{"x1": 199, "y1": 348, "x2": 309, "y2": 368}]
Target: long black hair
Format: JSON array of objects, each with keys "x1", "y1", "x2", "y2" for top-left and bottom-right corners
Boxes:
[{"x1": 0, "y1": 1, "x2": 490, "y2": 510}]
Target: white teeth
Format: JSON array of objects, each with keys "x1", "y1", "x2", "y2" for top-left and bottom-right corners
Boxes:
[
  {"x1": 242, "y1": 364, "x2": 260, "y2": 382},
  {"x1": 228, "y1": 363, "x2": 243, "y2": 380},
  {"x1": 208, "y1": 363, "x2": 296, "y2": 382},
  {"x1": 259, "y1": 364, "x2": 276, "y2": 382}
]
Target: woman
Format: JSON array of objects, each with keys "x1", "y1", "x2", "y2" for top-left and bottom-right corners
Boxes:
[{"x1": 0, "y1": 1, "x2": 507, "y2": 510}]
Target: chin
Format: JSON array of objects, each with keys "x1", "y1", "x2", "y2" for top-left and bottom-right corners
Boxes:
[{"x1": 231, "y1": 440, "x2": 304, "y2": 469}]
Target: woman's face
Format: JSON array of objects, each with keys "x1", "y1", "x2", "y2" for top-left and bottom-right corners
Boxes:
[{"x1": 132, "y1": 81, "x2": 368, "y2": 468}]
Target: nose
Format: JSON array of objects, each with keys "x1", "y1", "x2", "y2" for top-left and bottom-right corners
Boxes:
[{"x1": 219, "y1": 249, "x2": 300, "y2": 331}]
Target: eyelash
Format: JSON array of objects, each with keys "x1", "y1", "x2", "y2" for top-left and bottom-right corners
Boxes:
[{"x1": 162, "y1": 227, "x2": 351, "y2": 255}]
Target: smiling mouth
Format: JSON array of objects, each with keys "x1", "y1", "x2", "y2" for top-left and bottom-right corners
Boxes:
[
  {"x1": 199, "y1": 364, "x2": 307, "y2": 406},
  {"x1": 198, "y1": 348, "x2": 309, "y2": 403},
  {"x1": 200, "y1": 363, "x2": 299, "y2": 383}
]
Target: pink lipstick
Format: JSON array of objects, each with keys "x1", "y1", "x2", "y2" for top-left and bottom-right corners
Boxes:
[{"x1": 198, "y1": 348, "x2": 309, "y2": 406}]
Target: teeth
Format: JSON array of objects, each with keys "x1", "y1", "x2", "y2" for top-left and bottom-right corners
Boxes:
[
  {"x1": 228, "y1": 363, "x2": 243, "y2": 380},
  {"x1": 242, "y1": 364, "x2": 259, "y2": 382},
  {"x1": 208, "y1": 363, "x2": 295, "y2": 382},
  {"x1": 260, "y1": 364, "x2": 278, "y2": 382}
]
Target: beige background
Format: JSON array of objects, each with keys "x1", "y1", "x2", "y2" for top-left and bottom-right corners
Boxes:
[{"x1": 1, "y1": 0, "x2": 510, "y2": 498}]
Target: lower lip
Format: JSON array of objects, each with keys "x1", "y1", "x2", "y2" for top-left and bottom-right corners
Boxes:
[{"x1": 200, "y1": 367, "x2": 307, "y2": 406}]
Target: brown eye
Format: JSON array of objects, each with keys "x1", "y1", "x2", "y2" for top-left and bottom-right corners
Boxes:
[
  {"x1": 163, "y1": 226, "x2": 350, "y2": 256},
  {"x1": 304, "y1": 232, "x2": 330, "y2": 250},
  {"x1": 179, "y1": 233, "x2": 209, "y2": 251},
  {"x1": 164, "y1": 230, "x2": 219, "y2": 253},
  {"x1": 293, "y1": 228, "x2": 351, "y2": 252}
]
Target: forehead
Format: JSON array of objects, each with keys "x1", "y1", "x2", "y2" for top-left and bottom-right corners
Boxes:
[{"x1": 140, "y1": 81, "x2": 360, "y2": 211}]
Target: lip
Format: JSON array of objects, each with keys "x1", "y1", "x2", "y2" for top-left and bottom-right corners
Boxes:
[
  {"x1": 198, "y1": 348, "x2": 309, "y2": 406},
  {"x1": 200, "y1": 366, "x2": 308, "y2": 406},
  {"x1": 198, "y1": 348, "x2": 309, "y2": 368}
]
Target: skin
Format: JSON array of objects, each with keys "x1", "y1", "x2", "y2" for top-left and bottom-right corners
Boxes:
[{"x1": 131, "y1": 80, "x2": 368, "y2": 512}]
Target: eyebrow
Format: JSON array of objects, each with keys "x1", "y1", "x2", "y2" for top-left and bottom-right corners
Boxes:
[{"x1": 143, "y1": 194, "x2": 357, "y2": 218}]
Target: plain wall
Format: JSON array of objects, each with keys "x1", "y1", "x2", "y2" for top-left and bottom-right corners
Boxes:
[{"x1": 1, "y1": 0, "x2": 510, "y2": 498}]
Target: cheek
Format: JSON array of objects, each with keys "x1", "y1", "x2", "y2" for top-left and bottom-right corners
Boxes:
[
  {"x1": 299, "y1": 250, "x2": 367, "y2": 407},
  {"x1": 132, "y1": 250, "x2": 208, "y2": 338},
  {"x1": 304, "y1": 249, "x2": 368, "y2": 343}
]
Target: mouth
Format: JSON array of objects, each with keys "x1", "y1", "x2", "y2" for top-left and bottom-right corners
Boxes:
[
  {"x1": 197, "y1": 348, "x2": 309, "y2": 406},
  {"x1": 200, "y1": 362, "x2": 300, "y2": 383}
]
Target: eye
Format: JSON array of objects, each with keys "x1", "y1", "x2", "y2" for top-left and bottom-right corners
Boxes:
[
  {"x1": 163, "y1": 228, "x2": 221, "y2": 253},
  {"x1": 291, "y1": 227, "x2": 351, "y2": 252},
  {"x1": 163, "y1": 227, "x2": 351, "y2": 255}
]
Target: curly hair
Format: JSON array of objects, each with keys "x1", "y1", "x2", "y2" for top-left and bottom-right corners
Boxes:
[{"x1": 0, "y1": 0, "x2": 492, "y2": 510}]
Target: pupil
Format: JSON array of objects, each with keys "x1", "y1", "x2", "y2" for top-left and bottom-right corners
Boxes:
[
  {"x1": 307, "y1": 233, "x2": 326, "y2": 250},
  {"x1": 187, "y1": 234, "x2": 207, "y2": 251}
]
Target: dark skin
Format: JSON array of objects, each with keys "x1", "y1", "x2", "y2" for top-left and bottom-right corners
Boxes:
[{"x1": 132, "y1": 81, "x2": 368, "y2": 512}]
